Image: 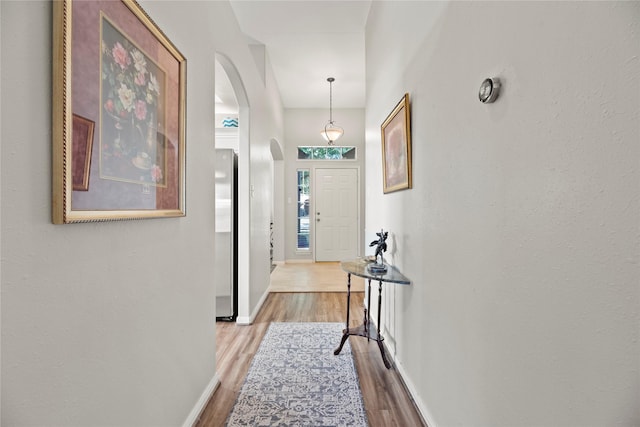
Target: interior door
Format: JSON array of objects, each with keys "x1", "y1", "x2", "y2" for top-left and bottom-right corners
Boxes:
[{"x1": 314, "y1": 168, "x2": 359, "y2": 262}]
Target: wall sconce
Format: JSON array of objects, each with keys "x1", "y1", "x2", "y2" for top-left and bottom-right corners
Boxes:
[{"x1": 479, "y1": 77, "x2": 501, "y2": 103}]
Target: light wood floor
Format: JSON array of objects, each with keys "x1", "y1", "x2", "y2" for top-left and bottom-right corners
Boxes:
[
  {"x1": 196, "y1": 264, "x2": 425, "y2": 427},
  {"x1": 268, "y1": 261, "x2": 366, "y2": 292}
]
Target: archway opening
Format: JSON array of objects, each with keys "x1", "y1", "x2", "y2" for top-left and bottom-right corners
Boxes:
[{"x1": 215, "y1": 53, "x2": 250, "y2": 324}]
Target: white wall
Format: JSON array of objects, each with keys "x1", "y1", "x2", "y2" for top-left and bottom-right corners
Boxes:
[
  {"x1": 215, "y1": 128, "x2": 239, "y2": 152},
  {"x1": 0, "y1": 1, "x2": 282, "y2": 425},
  {"x1": 271, "y1": 139, "x2": 286, "y2": 263},
  {"x1": 283, "y1": 108, "x2": 365, "y2": 261},
  {"x1": 365, "y1": 2, "x2": 639, "y2": 426},
  {"x1": 243, "y1": 35, "x2": 285, "y2": 316}
]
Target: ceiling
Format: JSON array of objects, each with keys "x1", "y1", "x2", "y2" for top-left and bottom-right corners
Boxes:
[{"x1": 217, "y1": 0, "x2": 371, "y2": 114}]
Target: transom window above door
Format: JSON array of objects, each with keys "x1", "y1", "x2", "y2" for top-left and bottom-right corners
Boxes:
[{"x1": 297, "y1": 146, "x2": 356, "y2": 160}]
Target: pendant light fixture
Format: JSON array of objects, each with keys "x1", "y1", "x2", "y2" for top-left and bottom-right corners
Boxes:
[{"x1": 321, "y1": 77, "x2": 343, "y2": 145}]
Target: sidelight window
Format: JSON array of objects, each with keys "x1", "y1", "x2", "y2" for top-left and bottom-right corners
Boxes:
[{"x1": 296, "y1": 169, "x2": 310, "y2": 250}]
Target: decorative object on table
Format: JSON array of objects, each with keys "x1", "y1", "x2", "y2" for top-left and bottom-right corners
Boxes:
[
  {"x1": 367, "y1": 229, "x2": 388, "y2": 274},
  {"x1": 52, "y1": 0, "x2": 186, "y2": 223},
  {"x1": 222, "y1": 117, "x2": 238, "y2": 127},
  {"x1": 381, "y1": 93, "x2": 412, "y2": 193},
  {"x1": 227, "y1": 322, "x2": 368, "y2": 427},
  {"x1": 478, "y1": 77, "x2": 501, "y2": 103},
  {"x1": 320, "y1": 77, "x2": 344, "y2": 145}
]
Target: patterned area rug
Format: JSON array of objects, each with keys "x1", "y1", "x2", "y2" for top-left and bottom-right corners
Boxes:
[{"x1": 226, "y1": 322, "x2": 368, "y2": 426}]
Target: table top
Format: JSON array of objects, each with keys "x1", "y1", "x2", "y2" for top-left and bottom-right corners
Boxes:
[{"x1": 341, "y1": 259, "x2": 411, "y2": 285}]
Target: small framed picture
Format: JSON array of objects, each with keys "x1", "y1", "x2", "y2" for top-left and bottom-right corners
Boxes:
[{"x1": 71, "y1": 114, "x2": 95, "y2": 191}]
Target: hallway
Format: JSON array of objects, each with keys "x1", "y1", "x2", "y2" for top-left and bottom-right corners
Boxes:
[
  {"x1": 268, "y1": 262, "x2": 365, "y2": 292},
  {"x1": 196, "y1": 264, "x2": 425, "y2": 426}
]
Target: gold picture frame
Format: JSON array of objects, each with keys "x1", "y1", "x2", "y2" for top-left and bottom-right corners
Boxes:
[
  {"x1": 381, "y1": 93, "x2": 412, "y2": 193},
  {"x1": 52, "y1": 0, "x2": 186, "y2": 223}
]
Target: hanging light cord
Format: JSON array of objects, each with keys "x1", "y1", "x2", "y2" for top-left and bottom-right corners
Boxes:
[{"x1": 328, "y1": 77, "x2": 334, "y2": 124}]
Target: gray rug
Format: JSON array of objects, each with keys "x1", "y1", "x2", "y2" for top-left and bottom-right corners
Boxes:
[{"x1": 226, "y1": 322, "x2": 368, "y2": 426}]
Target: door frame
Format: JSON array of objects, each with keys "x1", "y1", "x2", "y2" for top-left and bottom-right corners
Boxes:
[{"x1": 312, "y1": 166, "x2": 361, "y2": 262}]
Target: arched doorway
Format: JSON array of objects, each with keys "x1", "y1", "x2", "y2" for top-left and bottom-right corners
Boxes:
[{"x1": 215, "y1": 53, "x2": 251, "y2": 323}]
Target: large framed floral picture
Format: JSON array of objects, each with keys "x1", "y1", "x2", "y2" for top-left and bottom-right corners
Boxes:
[{"x1": 52, "y1": 0, "x2": 186, "y2": 223}]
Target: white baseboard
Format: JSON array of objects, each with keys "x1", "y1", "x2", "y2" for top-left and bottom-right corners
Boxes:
[
  {"x1": 182, "y1": 373, "x2": 220, "y2": 427},
  {"x1": 236, "y1": 316, "x2": 251, "y2": 324},
  {"x1": 393, "y1": 357, "x2": 437, "y2": 427},
  {"x1": 370, "y1": 319, "x2": 436, "y2": 427},
  {"x1": 236, "y1": 287, "x2": 269, "y2": 325}
]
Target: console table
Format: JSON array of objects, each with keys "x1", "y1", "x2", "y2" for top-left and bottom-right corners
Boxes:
[{"x1": 334, "y1": 259, "x2": 410, "y2": 368}]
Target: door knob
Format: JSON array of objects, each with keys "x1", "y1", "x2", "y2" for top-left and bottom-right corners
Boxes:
[{"x1": 317, "y1": 218, "x2": 320, "y2": 222}]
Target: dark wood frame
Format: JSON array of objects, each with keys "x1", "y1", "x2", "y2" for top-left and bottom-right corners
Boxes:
[{"x1": 71, "y1": 114, "x2": 95, "y2": 191}]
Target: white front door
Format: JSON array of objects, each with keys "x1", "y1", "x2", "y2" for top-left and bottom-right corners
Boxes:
[{"x1": 314, "y1": 168, "x2": 359, "y2": 262}]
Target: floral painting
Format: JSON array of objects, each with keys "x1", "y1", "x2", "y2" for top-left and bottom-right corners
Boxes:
[
  {"x1": 53, "y1": 0, "x2": 185, "y2": 223},
  {"x1": 100, "y1": 16, "x2": 166, "y2": 186}
]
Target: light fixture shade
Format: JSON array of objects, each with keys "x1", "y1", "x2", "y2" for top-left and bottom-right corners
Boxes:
[{"x1": 321, "y1": 122, "x2": 344, "y2": 144}]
